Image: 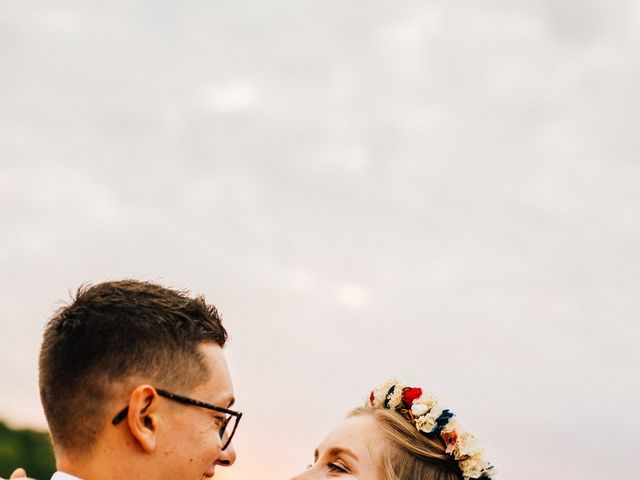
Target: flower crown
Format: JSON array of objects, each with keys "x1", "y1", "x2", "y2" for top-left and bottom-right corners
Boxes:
[{"x1": 368, "y1": 379, "x2": 496, "y2": 480}]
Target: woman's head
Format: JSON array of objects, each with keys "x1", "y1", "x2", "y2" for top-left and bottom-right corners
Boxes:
[
  {"x1": 291, "y1": 407, "x2": 461, "y2": 480},
  {"x1": 350, "y1": 407, "x2": 462, "y2": 480}
]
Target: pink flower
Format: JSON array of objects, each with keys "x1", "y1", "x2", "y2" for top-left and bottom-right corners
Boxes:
[{"x1": 441, "y1": 430, "x2": 458, "y2": 454}]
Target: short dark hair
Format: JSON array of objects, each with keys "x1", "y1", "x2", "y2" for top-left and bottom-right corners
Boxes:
[{"x1": 39, "y1": 280, "x2": 228, "y2": 453}]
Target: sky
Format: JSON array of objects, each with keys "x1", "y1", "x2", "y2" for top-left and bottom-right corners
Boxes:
[{"x1": 1, "y1": 1, "x2": 639, "y2": 479}]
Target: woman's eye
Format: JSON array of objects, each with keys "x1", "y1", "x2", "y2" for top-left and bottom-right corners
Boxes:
[{"x1": 328, "y1": 463, "x2": 347, "y2": 473}]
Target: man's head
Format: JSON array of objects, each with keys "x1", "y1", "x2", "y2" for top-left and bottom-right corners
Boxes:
[{"x1": 39, "y1": 280, "x2": 237, "y2": 479}]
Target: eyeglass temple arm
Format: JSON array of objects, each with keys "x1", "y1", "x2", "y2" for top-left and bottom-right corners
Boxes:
[{"x1": 112, "y1": 406, "x2": 129, "y2": 425}]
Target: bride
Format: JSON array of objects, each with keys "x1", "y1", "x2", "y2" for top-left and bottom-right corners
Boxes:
[
  {"x1": 290, "y1": 379, "x2": 495, "y2": 480},
  {"x1": 5, "y1": 379, "x2": 495, "y2": 480}
]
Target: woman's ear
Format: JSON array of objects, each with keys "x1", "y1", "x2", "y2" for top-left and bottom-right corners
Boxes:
[{"x1": 126, "y1": 385, "x2": 160, "y2": 452}]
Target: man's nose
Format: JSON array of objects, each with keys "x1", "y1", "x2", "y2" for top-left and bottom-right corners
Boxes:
[{"x1": 216, "y1": 442, "x2": 237, "y2": 466}]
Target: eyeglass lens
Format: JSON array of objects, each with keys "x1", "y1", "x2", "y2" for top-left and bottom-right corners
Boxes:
[{"x1": 220, "y1": 414, "x2": 238, "y2": 450}]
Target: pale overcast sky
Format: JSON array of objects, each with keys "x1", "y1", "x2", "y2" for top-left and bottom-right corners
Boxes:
[{"x1": 1, "y1": 2, "x2": 639, "y2": 480}]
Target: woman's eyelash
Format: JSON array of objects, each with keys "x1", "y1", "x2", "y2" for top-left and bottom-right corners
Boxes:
[{"x1": 307, "y1": 458, "x2": 346, "y2": 473}]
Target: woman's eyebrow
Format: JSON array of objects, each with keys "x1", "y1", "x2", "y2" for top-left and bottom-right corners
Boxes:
[
  {"x1": 318, "y1": 447, "x2": 359, "y2": 461},
  {"x1": 329, "y1": 447, "x2": 359, "y2": 461}
]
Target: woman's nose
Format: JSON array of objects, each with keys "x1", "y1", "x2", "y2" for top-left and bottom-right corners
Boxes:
[{"x1": 290, "y1": 467, "x2": 314, "y2": 480}]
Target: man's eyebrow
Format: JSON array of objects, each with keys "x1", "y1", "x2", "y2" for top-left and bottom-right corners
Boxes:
[{"x1": 213, "y1": 395, "x2": 234, "y2": 408}]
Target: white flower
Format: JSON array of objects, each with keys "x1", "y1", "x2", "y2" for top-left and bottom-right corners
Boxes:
[
  {"x1": 412, "y1": 392, "x2": 438, "y2": 411},
  {"x1": 455, "y1": 432, "x2": 482, "y2": 458},
  {"x1": 386, "y1": 384, "x2": 406, "y2": 409},
  {"x1": 414, "y1": 404, "x2": 445, "y2": 433},
  {"x1": 411, "y1": 403, "x2": 429, "y2": 416},
  {"x1": 370, "y1": 378, "x2": 401, "y2": 408},
  {"x1": 415, "y1": 412, "x2": 438, "y2": 433},
  {"x1": 459, "y1": 451, "x2": 490, "y2": 479},
  {"x1": 442, "y1": 418, "x2": 481, "y2": 459},
  {"x1": 443, "y1": 417, "x2": 467, "y2": 437},
  {"x1": 429, "y1": 404, "x2": 444, "y2": 422}
]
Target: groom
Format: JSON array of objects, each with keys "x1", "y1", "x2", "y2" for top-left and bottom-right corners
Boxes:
[{"x1": 8, "y1": 280, "x2": 239, "y2": 480}]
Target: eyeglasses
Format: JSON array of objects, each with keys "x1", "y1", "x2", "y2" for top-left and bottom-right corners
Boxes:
[{"x1": 111, "y1": 388, "x2": 242, "y2": 450}]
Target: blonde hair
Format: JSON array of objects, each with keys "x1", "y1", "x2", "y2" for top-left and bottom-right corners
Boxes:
[{"x1": 349, "y1": 407, "x2": 463, "y2": 480}]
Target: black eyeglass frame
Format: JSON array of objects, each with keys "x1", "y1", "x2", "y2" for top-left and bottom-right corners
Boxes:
[{"x1": 111, "y1": 388, "x2": 242, "y2": 450}]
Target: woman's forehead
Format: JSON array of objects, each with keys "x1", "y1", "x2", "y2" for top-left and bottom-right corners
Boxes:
[{"x1": 318, "y1": 414, "x2": 384, "y2": 457}]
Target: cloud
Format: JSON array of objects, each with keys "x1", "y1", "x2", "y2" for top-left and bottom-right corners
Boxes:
[
  {"x1": 336, "y1": 282, "x2": 372, "y2": 310},
  {"x1": 201, "y1": 81, "x2": 261, "y2": 114}
]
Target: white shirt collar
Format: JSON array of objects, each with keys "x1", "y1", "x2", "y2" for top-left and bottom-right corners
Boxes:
[{"x1": 51, "y1": 472, "x2": 83, "y2": 480}]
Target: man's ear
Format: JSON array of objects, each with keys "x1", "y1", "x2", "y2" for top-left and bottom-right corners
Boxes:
[{"x1": 126, "y1": 385, "x2": 161, "y2": 453}]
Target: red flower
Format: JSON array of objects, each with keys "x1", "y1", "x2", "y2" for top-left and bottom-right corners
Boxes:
[
  {"x1": 370, "y1": 391, "x2": 375, "y2": 405},
  {"x1": 402, "y1": 387, "x2": 423, "y2": 407}
]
